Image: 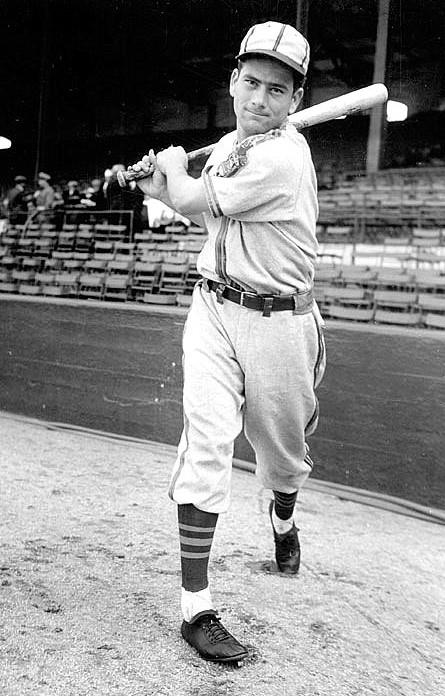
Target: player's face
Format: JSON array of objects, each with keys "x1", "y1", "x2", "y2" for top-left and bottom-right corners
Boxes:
[{"x1": 230, "y1": 57, "x2": 303, "y2": 141}]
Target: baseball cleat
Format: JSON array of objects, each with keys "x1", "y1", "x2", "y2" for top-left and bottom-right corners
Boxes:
[
  {"x1": 181, "y1": 610, "x2": 248, "y2": 663},
  {"x1": 269, "y1": 500, "x2": 301, "y2": 574}
]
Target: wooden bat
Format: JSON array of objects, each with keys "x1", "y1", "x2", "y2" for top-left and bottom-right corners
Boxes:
[{"x1": 117, "y1": 83, "x2": 388, "y2": 187}]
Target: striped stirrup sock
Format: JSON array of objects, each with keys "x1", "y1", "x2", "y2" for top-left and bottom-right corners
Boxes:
[
  {"x1": 178, "y1": 504, "x2": 218, "y2": 592},
  {"x1": 273, "y1": 490, "x2": 298, "y2": 521}
]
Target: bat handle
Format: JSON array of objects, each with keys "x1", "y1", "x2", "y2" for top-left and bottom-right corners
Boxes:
[{"x1": 117, "y1": 143, "x2": 215, "y2": 188}]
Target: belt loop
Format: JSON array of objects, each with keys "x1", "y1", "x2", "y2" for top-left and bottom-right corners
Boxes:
[
  {"x1": 292, "y1": 294, "x2": 299, "y2": 315},
  {"x1": 216, "y1": 283, "x2": 225, "y2": 304},
  {"x1": 262, "y1": 297, "x2": 274, "y2": 317}
]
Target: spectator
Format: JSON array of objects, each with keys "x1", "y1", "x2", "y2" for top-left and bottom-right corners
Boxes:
[
  {"x1": 3, "y1": 175, "x2": 29, "y2": 224},
  {"x1": 63, "y1": 179, "x2": 82, "y2": 207},
  {"x1": 34, "y1": 172, "x2": 56, "y2": 210}
]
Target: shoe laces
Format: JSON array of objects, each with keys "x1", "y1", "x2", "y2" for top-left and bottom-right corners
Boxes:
[{"x1": 200, "y1": 615, "x2": 231, "y2": 643}]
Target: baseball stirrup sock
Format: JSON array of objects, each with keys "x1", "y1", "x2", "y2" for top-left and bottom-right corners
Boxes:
[
  {"x1": 273, "y1": 490, "x2": 298, "y2": 520},
  {"x1": 178, "y1": 504, "x2": 218, "y2": 592}
]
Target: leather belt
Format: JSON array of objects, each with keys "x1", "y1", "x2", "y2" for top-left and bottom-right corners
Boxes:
[{"x1": 202, "y1": 278, "x2": 313, "y2": 317}]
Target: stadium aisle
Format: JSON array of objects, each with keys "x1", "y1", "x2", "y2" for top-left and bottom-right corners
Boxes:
[{"x1": 0, "y1": 412, "x2": 443, "y2": 696}]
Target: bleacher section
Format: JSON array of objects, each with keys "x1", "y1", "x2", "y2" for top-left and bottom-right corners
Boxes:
[
  {"x1": 1, "y1": 185, "x2": 445, "y2": 329},
  {"x1": 0, "y1": 220, "x2": 206, "y2": 307},
  {"x1": 318, "y1": 168, "x2": 445, "y2": 243}
]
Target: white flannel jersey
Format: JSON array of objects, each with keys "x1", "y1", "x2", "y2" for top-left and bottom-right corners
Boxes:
[{"x1": 198, "y1": 122, "x2": 319, "y2": 295}]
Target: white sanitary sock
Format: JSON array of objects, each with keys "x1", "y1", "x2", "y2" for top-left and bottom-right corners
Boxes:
[
  {"x1": 181, "y1": 586, "x2": 214, "y2": 623},
  {"x1": 272, "y1": 507, "x2": 294, "y2": 535}
]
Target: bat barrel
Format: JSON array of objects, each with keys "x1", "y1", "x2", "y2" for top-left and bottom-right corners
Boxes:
[{"x1": 118, "y1": 83, "x2": 388, "y2": 187}]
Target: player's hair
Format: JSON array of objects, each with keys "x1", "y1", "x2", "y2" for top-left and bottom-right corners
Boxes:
[{"x1": 237, "y1": 56, "x2": 306, "y2": 92}]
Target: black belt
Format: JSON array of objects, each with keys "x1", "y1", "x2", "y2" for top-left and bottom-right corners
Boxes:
[{"x1": 202, "y1": 278, "x2": 313, "y2": 317}]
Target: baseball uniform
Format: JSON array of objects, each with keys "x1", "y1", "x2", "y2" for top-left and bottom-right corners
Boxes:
[{"x1": 169, "y1": 121, "x2": 326, "y2": 514}]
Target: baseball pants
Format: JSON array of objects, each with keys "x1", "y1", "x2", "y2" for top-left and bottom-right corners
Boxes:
[{"x1": 168, "y1": 280, "x2": 326, "y2": 514}]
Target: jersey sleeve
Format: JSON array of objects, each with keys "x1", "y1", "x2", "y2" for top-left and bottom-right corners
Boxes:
[{"x1": 202, "y1": 137, "x2": 307, "y2": 223}]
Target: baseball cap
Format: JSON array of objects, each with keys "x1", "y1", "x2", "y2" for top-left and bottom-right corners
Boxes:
[
  {"x1": 38, "y1": 171, "x2": 51, "y2": 181},
  {"x1": 14, "y1": 175, "x2": 27, "y2": 184},
  {"x1": 236, "y1": 21, "x2": 310, "y2": 76}
]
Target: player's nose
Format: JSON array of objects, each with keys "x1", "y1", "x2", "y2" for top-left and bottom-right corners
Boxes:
[{"x1": 251, "y1": 86, "x2": 268, "y2": 108}]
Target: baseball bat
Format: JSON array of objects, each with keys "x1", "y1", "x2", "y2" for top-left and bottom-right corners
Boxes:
[{"x1": 117, "y1": 83, "x2": 388, "y2": 187}]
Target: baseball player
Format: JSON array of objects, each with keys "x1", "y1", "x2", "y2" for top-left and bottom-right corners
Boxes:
[{"x1": 132, "y1": 21, "x2": 326, "y2": 664}]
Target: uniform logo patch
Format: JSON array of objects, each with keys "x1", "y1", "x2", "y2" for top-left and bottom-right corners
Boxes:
[{"x1": 216, "y1": 127, "x2": 285, "y2": 178}]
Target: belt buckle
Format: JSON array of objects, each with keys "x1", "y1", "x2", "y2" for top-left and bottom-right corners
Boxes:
[{"x1": 239, "y1": 289, "x2": 257, "y2": 307}]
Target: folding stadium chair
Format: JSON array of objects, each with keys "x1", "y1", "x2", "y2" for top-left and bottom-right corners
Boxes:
[
  {"x1": 417, "y1": 293, "x2": 445, "y2": 316},
  {"x1": 35, "y1": 271, "x2": 58, "y2": 294},
  {"x1": 57, "y1": 232, "x2": 76, "y2": 252},
  {"x1": 84, "y1": 259, "x2": 108, "y2": 274},
  {"x1": 107, "y1": 224, "x2": 127, "y2": 243},
  {"x1": 414, "y1": 269, "x2": 445, "y2": 293},
  {"x1": 136, "y1": 242, "x2": 158, "y2": 258},
  {"x1": 314, "y1": 266, "x2": 341, "y2": 284},
  {"x1": 103, "y1": 275, "x2": 131, "y2": 301},
  {"x1": 424, "y1": 313, "x2": 445, "y2": 330},
  {"x1": 62, "y1": 223, "x2": 77, "y2": 233},
  {"x1": 114, "y1": 242, "x2": 136, "y2": 257},
  {"x1": 134, "y1": 230, "x2": 152, "y2": 244},
  {"x1": 131, "y1": 261, "x2": 161, "y2": 300},
  {"x1": 11, "y1": 269, "x2": 37, "y2": 294},
  {"x1": 106, "y1": 259, "x2": 134, "y2": 276},
  {"x1": 74, "y1": 228, "x2": 94, "y2": 253},
  {"x1": 158, "y1": 260, "x2": 189, "y2": 297},
  {"x1": 77, "y1": 273, "x2": 105, "y2": 300},
  {"x1": 34, "y1": 237, "x2": 55, "y2": 259},
  {"x1": 373, "y1": 289, "x2": 418, "y2": 311},
  {"x1": 327, "y1": 305, "x2": 375, "y2": 323},
  {"x1": 16, "y1": 237, "x2": 35, "y2": 258},
  {"x1": 0, "y1": 269, "x2": 15, "y2": 293},
  {"x1": 93, "y1": 241, "x2": 115, "y2": 258},
  {"x1": 371, "y1": 269, "x2": 416, "y2": 291},
  {"x1": 373, "y1": 309, "x2": 420, "y2": 327},
  {"x1": 339, "y1": 265, "x2": 378, "y2": 287}
]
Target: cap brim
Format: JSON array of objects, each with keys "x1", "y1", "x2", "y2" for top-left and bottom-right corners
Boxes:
[{"x1": 236, "y1": 49, "x2": 306, "y2": 76}]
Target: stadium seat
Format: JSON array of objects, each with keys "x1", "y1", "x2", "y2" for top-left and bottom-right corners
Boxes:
[
  {"x1": 57, "y1": 232, "x2": 76, "y2": 252},
  {"x1": 417, "y1": 293, "x2": 445, "y2": 314},
  {"x1": 114, "y1": 242, "x2": 136, "y2": 256},
  {"x1": 103, "y1": 275, "x2": 131, "y2": 301},
  {"x1": 142, "y1": 291, "x2": 176, "y2": 305},
  {"x1": 107, "y1": 259, "x2": 134, "y2": 275},
  {"x1": 424, "y1": 313, "x2": 445, "y2": 329},
  {"x1": 323, "y1": 286, "x2": 372, "y2": 312},
  {"x1": 374, "y1": 309, "x2": 420, "y2": 326},
  {"x1": 132, "y1": 261, "x2": 160, "y2": 299},
  {"x1": 373, "y1": 289, "x2": 418, "y2": 310},
  {"x1": 327, "y1": 305, "x2": 375, "y2": 322},
  {"x1": 158, "y1": 259, "x2": 189, "y2": 296},
  {"x1": 78, "y1": 273, "x2": 105, "y2": 300}
]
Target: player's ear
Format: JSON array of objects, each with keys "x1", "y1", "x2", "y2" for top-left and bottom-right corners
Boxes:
[
  {"x1": 288, "y1": 87, "x2": 304, "y2": 115},
  {"x1": 229, "y1": 69, "x2": 240, "y2": 97}
]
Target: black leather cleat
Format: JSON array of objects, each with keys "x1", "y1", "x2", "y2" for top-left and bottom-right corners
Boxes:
[
  {"x1": 181, "y1": 610, "x2": 248, "y2": 663},
  {"x1": 269, "y1": 500, "x2": 301, "y2": 574}
]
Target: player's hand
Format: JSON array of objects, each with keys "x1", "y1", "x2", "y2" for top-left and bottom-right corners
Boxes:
[
  {"x1": 131, "y1": 150, "x2": 168, "y2": 200},
  {"x1": 156, "y1": 146, "x2": 188, "y2": 175}
]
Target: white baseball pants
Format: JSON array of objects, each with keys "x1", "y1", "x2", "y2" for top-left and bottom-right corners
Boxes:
[{"x1": 168, "y1": 281, "x2": 326, "y2": 514}]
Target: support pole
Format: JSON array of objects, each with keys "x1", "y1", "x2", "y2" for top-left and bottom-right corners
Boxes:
[{"x1": 366, "y1": 0, "x2": 390, "y2": 175}]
